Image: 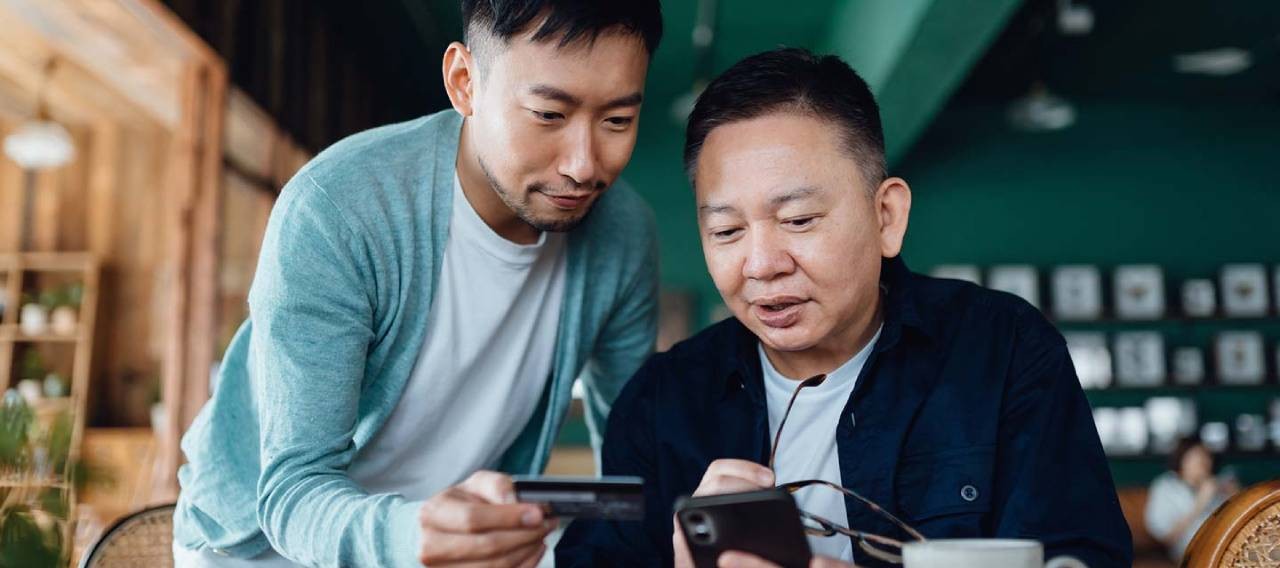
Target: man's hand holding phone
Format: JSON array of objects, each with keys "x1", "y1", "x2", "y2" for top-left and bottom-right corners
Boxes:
[
  {"x1": 674, "y1": 460, "x2": 777, "y2": 568},
  {"x1": 673, "y1": 459, "x2": 854, "y2": 568}
]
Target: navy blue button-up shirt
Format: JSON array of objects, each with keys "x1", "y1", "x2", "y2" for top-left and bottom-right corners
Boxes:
[{"x1": 556, "y1": 257, "x2": 1133, "y2": 567}]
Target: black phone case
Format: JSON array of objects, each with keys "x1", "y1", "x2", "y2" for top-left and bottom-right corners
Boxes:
[{"x1": 675, "y1": 489, "x2": 813, "y2": 568}]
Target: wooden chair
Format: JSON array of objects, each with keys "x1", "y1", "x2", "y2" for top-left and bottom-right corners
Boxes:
[
  {"x1": 77, "y1": 503, "x2": 176, "y2": 568},
  {"x1": 1117, "y1": 486, "x2": 1178, "y2": 568},
  {"x1": 1182, "y1": 479, "x2": 1280, "y2": 567}
]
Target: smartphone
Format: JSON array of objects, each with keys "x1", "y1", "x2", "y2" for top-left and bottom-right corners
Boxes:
[{"x1": 675, "y1": 489, "x2": 812, "y2": 568}]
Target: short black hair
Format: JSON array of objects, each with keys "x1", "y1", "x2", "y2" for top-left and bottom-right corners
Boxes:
[
  {"x1": 461, "y1": 0, "x2": 663, "y2": 56},
  {"x1": 684, "y1": 48, "x2": 886, "y2": 189},
  {"x1": 1168, "y1": 435, "x2": 1213, "y2": 475}
]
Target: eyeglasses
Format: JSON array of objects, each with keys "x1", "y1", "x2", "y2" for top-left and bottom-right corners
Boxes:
[{"x1": 770, "y1": 374, "x2": 926, "y2": 564}]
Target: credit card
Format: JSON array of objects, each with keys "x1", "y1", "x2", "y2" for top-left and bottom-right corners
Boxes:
[{"x1": 513, "y1": 475, "x2": 644, "y2": 521}]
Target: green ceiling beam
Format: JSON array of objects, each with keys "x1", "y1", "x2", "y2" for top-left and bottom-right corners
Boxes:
[{"x1": 825, "y1": 0, "x2": 1024, "y2": 165}]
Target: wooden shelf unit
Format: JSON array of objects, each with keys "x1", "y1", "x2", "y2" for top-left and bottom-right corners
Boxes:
[{"x1": 0, "y1": 252, "x2": 99, "y2": 566}]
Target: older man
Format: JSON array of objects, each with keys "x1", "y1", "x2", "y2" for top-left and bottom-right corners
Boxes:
[{"x1": 556, "y1": 48, "x2": 1132, "y2": 567}]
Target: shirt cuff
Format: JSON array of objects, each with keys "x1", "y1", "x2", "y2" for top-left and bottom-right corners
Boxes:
[{"x1": 389, "y1": 499, "x2": 424, "y2": 568}]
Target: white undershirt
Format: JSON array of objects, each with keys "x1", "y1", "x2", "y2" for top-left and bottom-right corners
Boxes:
[
  {"x1": 183, "y1": 177, "x2": 566, "y2": 567},
  {"x1": 347, "y1": 174, "x2": 567, "y2": 497},
  {"x1": 760, "y1": 326, "x2": 881, "y2": 562}
]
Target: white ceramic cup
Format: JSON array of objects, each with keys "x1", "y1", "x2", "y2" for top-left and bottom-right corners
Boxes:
[{"x1": 902, "y1": 539, "x2": 1088, "y2": 568}]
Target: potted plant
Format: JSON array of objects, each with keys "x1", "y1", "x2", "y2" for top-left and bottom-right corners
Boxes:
[
  {"x1": 18, "y1": 292, "x2": 48, "y2": 337},
  {"x1": 0, "y1": 393, "x2": 76, "y2": 567},
  {"x1": 15, "y1": 352, "x2": 46, "y2": 408},
  {"x1": 18, "y1": 351, "x2": 45, "y2": 385},
  {"x1": 41, "y1": 374, "x2": 65, "y2": 399},
  {"x1": 48, "y1": 284, "x2": 79, "y2": 337}
]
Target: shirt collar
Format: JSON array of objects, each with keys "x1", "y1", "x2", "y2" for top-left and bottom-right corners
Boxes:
[{"x1": 718, "y1": 256, "x2": 936, "y2": 400}]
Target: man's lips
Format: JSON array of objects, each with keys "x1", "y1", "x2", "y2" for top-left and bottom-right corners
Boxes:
[
  {"x1": 750, "y1": 296, "x2": 809, "y2": 328},
  {"x1": 538, "y1": 191, "x2": 593, "y2": 210}
]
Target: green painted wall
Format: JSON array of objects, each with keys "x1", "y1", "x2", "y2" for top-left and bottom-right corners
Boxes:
[
  {"x1": 898, "y1": 102, "x2": 1280, "y2": 272},
  {"x1": 895, "y1": 100, "x2": 1280, "y2": 486}
]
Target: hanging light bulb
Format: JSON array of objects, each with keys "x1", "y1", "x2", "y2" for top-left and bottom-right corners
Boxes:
[
  {"x1": 1007, "y1": 82, "x2": 1076, "y2": 132},
  {"x1": 4, "y1": 121, "x2": 75, "y2": 170},
  {"x1": 3, "y1": 57, "x2": 75, "y2": 170}
]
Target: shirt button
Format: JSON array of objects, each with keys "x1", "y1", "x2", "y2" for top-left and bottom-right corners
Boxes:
[{"x1": 960, "y1": 485, "x2": 979, "y2": 502}]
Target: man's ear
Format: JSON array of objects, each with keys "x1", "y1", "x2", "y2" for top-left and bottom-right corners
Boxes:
[
  {"x1": 875, "y1": 176, "x2": 912, "y2": 258},
  {"x1": 442, "y1": 41, "x2": 477, "y2": 116}
]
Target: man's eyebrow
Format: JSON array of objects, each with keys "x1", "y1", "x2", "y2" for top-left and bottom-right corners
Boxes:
[
  {"x1": 528, "y1": 85, "x2": 643, "y2": 109},
  {"x1": 529, "y1": 84, "x2": 580, "y2": 105},
  {"x1": 603, "y1": 92, "x2": 644, "y2": 109},
  {"x1": 697, "y1": 203, "x2": 737, "y2": 217},
  {"x1": 768, "y1": 186, "x2": 819, "y2": 207},
  {"x1": 698, "y1": 187, "x2": 821, "y2": 217}
]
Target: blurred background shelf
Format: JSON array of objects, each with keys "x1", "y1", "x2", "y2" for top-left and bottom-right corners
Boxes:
[
  {"x1": 0, "y1": 252, "x2": 99, "y2": 568},
  {"x1": 0, "y1": 324, "x2": 82, "y2": 343}
]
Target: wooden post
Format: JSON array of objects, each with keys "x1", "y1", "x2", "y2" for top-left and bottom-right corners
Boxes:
[
  {"x1": 183, "y1": 60, "x2": 227, "y2": 444},
  {"x1": 155, "y1": 61, "x2": 200, "y2": 501}
]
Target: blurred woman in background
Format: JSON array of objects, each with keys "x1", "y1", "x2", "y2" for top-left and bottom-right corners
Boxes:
[{"x1": 1144, "y1": 436, "x2": 1240, "y2": 561}]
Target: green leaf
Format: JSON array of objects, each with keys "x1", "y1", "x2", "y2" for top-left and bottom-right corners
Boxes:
[
  {"x1": 0, "y1": 402, "x2": 33, "y2": 469},
  {"x1": 0, "y1": 508, "x2": 61, "y2": 568}
]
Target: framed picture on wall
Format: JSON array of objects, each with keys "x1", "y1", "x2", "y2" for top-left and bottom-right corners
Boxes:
[
  {"x1": 1093, "y1": 408, "x2": 1119, "y2": 455},
  {"x1": 930, "y1": 265, "x2": 982, "y2": 285},
  {"x1": 1182, "y1": 279, "x2": 1217, "y2": 318},
  {"x1": 1200, "y1": 422, "x2": 1230, "y2": 453},
  {"x1": 1114, "y1": 332, "x2": 1166, "y2": 387},
  {"x1": 1064, "y1": 332, "x2": 1112, "y2": 389},
  {"x1": 1117, "y1": 407, "x2": 1149, "y2": 455},
  {"x1": 988, "y1": 265, "x2": 1039, "y2": 310},
  {"x1": 1215, "y1": 331, "x2": 1266, "y2": 385},
  {"x1": 1052, "y1": 266, "x2": 1102, "y2": 321},
  {"x1": 1221, "y1": 264, "x2": 1269, "y2": 317},
  {"x1": 1114, "y1": 265, "x2": 1165, "y2": 320},
  {"x1": 1236, "y1": 414, "x2": 1268, "y2": 452},
  {"x1": 1145, "y1": 397, "x2": 1196, "y2": 454},
  {"x1": 1172, "y1": 347, "x2": 1206, "y2": 385}
]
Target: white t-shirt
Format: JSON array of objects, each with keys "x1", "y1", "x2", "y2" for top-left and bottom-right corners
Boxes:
[
  {"x1": 180, "y1": 175, "x2": 568, "y2": 566},
  {"x1": 760, "y1": 326, "x2": 881, "y2": 562},
  {"x1": 348, "y1": 174, "x2": 567, "y2": 497},
  {"x1": 1144, "y1": 471, "x2": 1228, "y2": 560}
]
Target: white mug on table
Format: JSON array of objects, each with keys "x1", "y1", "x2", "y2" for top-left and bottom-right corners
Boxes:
[{"x1": 902, "y1": 539, "x2": 1087, "y2": 568}]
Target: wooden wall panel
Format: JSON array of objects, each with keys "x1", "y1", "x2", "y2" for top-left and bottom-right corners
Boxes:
[
  {"x1": 55, "y1": 125, "x2": 90, "y2": 251},
  {"x1": 85, "y1": 121, "x2": 119, "y2": 257},
  {"x1": 91, "y1": 124, "x2": 172, "y2": 427},
  {"x1": 0, "y1": 120, "x2": 22, "y2": 252}
]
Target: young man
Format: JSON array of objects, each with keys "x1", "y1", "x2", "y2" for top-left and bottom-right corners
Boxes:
[
  {"x1": 173, "y1": 2, "x2": 663, "y2": 566},
  {"x1": 557, "y1": 48, "x2": 1132, "y2": 567}
]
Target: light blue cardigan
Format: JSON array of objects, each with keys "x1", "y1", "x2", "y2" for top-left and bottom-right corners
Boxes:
[{"x1": 174, "y1": 110, "x2": 658, "y2": 567}]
